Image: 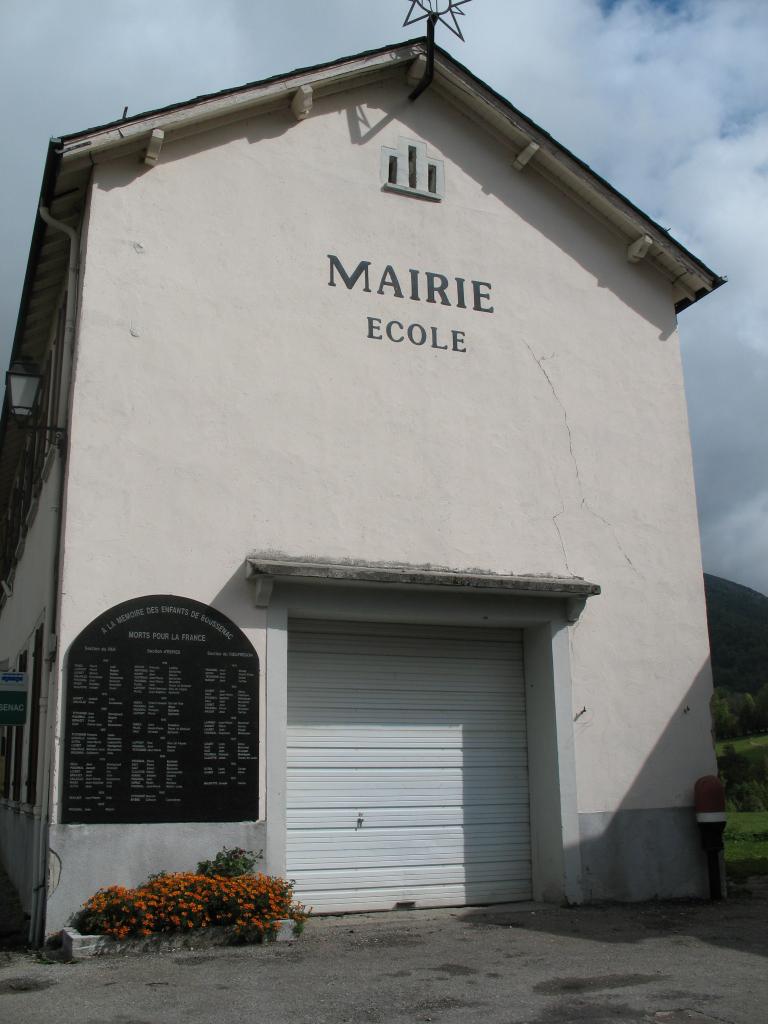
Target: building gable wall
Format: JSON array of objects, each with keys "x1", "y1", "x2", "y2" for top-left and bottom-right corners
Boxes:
[{"x1": 54, "y1": 78, "x2": 714, "y2": 835}]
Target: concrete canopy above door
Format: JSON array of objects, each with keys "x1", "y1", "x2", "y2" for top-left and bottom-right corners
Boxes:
[{"x1": 244, "y1": 555, "x2": 600, "y2": 622}]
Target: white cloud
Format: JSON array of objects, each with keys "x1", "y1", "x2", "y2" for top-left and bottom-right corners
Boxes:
[{"x1": 701, "y1": 488, "x2": 768, "y2": 595}]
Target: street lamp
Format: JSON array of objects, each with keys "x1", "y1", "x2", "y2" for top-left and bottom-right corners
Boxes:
[
  {"x1": 5, "y1": 362, "x2": 65, "y2": 444},
  {"x1": 6, "y1": 362, "x2": 42, "y2": 421}
]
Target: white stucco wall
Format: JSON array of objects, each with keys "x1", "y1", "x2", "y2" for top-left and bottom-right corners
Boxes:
[{"x1": 46, "y1": 76, "x2": 715, "y2": 913}]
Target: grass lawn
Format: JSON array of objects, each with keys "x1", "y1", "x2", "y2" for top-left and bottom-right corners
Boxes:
[
  {"x1": 724, "y1": 811, "x2": 768, "y2": 881},
  {"x1": 716, "y1": 732, "x2": 768, "y2": 764}
]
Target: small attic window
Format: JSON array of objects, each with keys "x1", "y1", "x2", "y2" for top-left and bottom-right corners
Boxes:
[{"x1": 381, "y1": 137, "x2": 444, "y2": 202}]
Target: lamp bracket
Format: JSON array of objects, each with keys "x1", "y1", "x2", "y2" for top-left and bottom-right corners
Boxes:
[{"x1": 14, "y1": 422, "x2": 67, "y2": 449}]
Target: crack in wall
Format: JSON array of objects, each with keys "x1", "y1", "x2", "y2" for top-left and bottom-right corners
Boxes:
[
  {"x1": 552, "y1": 504, "x2": 572, "y2": 575},
  {"x1": 524, "y1": 343, "x2": 580, "y2": 480},
  {"x1": 580, "y1": 497, "x2": 641, "y2": 576},
  {"x1": 569, "y1": 613, "x2": 583, "y2": 670},
  {"x1": 523, "y1": 340, "x2": 641, "y2": 578}
]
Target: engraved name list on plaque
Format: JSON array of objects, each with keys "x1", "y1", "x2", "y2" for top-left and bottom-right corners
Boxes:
[{"x1": 62, "y1": 595, "x2": 259, "y2": 824}]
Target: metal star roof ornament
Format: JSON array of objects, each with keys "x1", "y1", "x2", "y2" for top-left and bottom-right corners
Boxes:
[
  {"x1": 404, "y1": 1, "x2": 473, "y2": 101},
  {"x1": 403, "y1": 0, "x2": 473, "y2": 43}
]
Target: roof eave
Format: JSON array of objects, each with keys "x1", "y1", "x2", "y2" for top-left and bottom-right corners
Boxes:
[
  {"x1": 428, "y1": 47, "x2": 724, "y2": 308},
  {"x1": 58, "y1": 40, "x2": 424, "y2": 169},
  {"x1": 54, "y1": 38, "x2": 723, "y2": 309}
]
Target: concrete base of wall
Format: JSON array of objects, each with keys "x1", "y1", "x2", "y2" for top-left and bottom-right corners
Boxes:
[
  {"x1": 61, "y1": 926, "x2": 116, "y2": 959},
  {"x1": 60, "y1": 918, "x2": 297, "y2": 958},
  {"x1": 45, "y1": 820, "x2": 268, "y2": 935},
  {"x1": 578, "y1": 806, "x2": 710, "y2": 901}
]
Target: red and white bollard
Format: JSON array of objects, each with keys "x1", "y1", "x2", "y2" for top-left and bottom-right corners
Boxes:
[{"x1": 694, "y1": 775, "x2": 727, "y2": 900}]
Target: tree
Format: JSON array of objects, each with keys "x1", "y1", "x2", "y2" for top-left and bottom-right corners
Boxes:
[
  {"x1": 726, "y1": 779, "x2": 768, "y2": 812},
  {"x1": 739, "y1": 693, "x2": 758, "y2": 735},
  {"x1": 711, "y1": 692, "x2": 738, "y2": 739},
  {"x1": 754, "y1": 683, "x2": 768, "y2": 733},
  {"x1": 718, "y1": 745, "x2": 752, "y2": 787}
]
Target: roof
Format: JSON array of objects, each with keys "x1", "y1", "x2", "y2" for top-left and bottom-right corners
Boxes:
[{"x1": 0, "y1": 37, "x2": 726, "y2": 511}]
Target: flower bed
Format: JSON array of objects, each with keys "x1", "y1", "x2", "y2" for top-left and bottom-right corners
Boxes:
[{"x1": 73, "y1": 871, "x2": 308, "y2": 943}]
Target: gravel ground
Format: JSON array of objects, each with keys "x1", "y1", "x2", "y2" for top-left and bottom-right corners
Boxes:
[{"x1": 1, "y1": 884, "x2": 766, "y2": 1024}]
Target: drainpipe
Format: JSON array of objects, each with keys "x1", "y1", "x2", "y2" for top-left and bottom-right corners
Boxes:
[
  {"x1": 409, "y1": 19, "x2": 437, "y2": 102},
  {"x1": 28, "y1": 205, "x2": 79, "y2": 946}
]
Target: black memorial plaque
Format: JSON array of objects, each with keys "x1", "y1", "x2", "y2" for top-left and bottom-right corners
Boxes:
[{"x1": 62, "y1": 595, "x2": 259, "y2": 824}]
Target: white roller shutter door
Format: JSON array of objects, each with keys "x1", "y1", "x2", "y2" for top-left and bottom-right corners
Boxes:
[{"x1": 286, "y1": 620, "x2": 531, "y2": 912}]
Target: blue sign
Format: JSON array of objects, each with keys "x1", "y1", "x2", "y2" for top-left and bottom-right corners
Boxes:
[
  {"x1": 0, "y1": 672, "x2": 27, "y2": 689},
  {"x1": 0, "y1": 672, "x2": 28, "y2": 725}
]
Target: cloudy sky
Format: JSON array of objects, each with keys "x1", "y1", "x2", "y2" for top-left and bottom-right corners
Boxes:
[{"x1": 1, "y1": 0, "x2": 765, "y2": 594}]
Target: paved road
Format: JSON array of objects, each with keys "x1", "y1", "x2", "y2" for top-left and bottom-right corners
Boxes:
[{"x1": 1, "y1": 888, "x2": 766, "y2": 1024}]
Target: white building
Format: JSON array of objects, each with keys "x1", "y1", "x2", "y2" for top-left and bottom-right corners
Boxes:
[{"x1": 0, "y1": 40, "x2": 724, "y2": 942}]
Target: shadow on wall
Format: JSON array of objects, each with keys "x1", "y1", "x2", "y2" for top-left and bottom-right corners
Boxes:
[
  {"x1": 346, "y1": 104, "x2": 398, "y2": 145},
  {"x1": 93, "y1": 105, "x2": 295, "y2": 196},
  {"x1": 575, "y1": 662, "x2": 717, "y2": 905},
  {"x1": 210, "y1": 564, "x2": 260, "y2": 634},
  {"x1": 413, "y1": 648, "x2": 760, "y2": 963}
]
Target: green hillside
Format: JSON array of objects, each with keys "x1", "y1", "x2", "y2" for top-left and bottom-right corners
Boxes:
[
  {"x1": 716, "y1": 733, "x2": 768, "y2": 764},
  {"x1": 704, "y1": 573, "x2": 768, "y2": 696},
  {"x1": 706, "y1": 575, "x2": 768, "y2": 820},
  {"x1": 723, "y1": 812, "x2": 768, "y2": 881}
]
